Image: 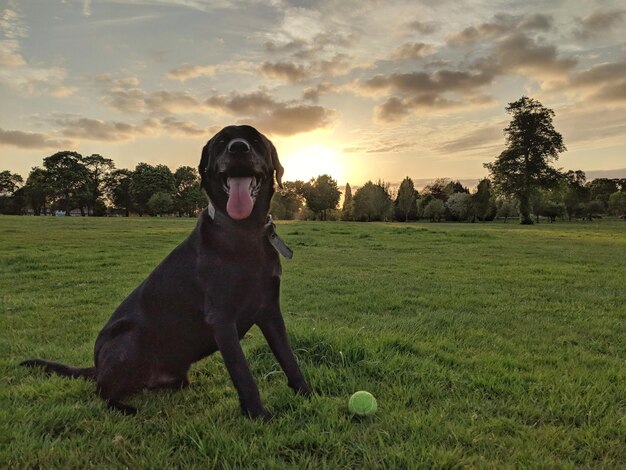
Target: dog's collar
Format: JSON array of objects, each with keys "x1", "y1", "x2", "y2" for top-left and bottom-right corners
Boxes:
[{"x1": 207, "y1": 200, "x2": 293, "y2": 259}]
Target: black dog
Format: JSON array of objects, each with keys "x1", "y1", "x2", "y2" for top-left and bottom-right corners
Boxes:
[{"x1": 22, "y1": 125, "x2": 311, "y2": 419}]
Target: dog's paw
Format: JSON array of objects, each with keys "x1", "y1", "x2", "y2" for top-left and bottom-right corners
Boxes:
[{"x1": 243, "y1": 406, "x2": 273, "y2": 422}]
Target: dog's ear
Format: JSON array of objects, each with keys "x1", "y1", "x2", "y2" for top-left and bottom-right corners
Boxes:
[
  {"x1": 262, "y1": 135, "x2": 284, "y2": 189},
  {"x1": 199, "y1": 136, "x2": 214, "y2": 191}
]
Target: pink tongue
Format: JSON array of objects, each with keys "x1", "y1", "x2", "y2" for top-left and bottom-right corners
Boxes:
[{"x1": 226, "y1": 177, "x2": 254, "y2": 220}]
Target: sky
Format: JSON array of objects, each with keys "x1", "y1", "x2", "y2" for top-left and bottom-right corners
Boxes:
[{"x1": 0, "y1": 0, "x2": 624, "y2": 187}]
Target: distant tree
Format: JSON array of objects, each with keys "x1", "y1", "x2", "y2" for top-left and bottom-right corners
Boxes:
[
  {"x1": 271, "y1": 181, "x2": 304, "y2": 220},
  {"x1": 341, "y1": 182, "x2": 353, "y2": 221},
  {"x1": 589, "y1": 178, "x2": 619, "y2": 209},
  {"x1": 497, "y1": 199, "x2": 518, "y2": 223},
  {"x1": 423, "y1": 198, "x2": 445, "y2": 222},
  {"x1": 446, "y1": 192, "x2": 471, "y2": 221},
  {"x1": 82, "y1": 154, "x2": 115, "y2": 216},
  {"x1": 129, "y1": 163, "x2": 175, "y2": 216},
  {"x1": 352, "y1": 180, "x2": 393, "y2": 221},
  {"x1": 580, "y1": 200, "x2": 604, "y2": 220},
  {"x1": 472, "y1": 178, "x2": 496, "y2": 221},
  {"x1": 540, "y1": 200, "x2": 565, "y2": 223},
  {"x1": 485, "y1": 96, "x2": 566, "y2": 224},
  {"x1": 302, "y1": 174, "x2": 341, "y2": 220},
  {"x1": 608, "y1": 191, "x2": 626, "y2": 218},
  {"x1": 0, "y1": 170, "x2": 23, "y2": 196},
  {"x1": 423, "y1": 178, "x2": 451, "y2": 202},
  {"x1": 395, "y1": 177, "x2": 417, "y2": 221},
  {"x1": 147, "y1": 192, "x2": 174, "y2": 216},
  {"x1": 563, "y1": 170, "x2": 589, "y2": 220},
  {"x1": 42, "y1": 151, "x2": 90, "y2": 215},
  {"x1": 105, "y1": 169, "x2": 134, "y2": 216},
  {"x1": 0, "y1": 170, "x2": 24, "y2": 214},
  {"x1": 22, "y1": 167, "x2": 50, "y2": 215},
  {"x1": 173, "y1": 166, "x2": 203, "y2": 217},
  {"x1": 444, "y1": 180, "x2": 468, "y2": 196}
]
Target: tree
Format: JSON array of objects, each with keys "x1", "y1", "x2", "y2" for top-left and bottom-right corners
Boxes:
[
  {"x1": 446, "y1": 192, "x2": 471, "y2": 221},
  {"x1": 173, "y1": 166, "x2": 203, "y2": 217},
  {"x1": 485, "y1": 96, "x2": 566, "y2": 224},
  {"x1": 472, "y1": 178, "x2": 496, "y2": 221},
  {"x1": 147, "y1": 192, "x2": 174, "y2": 216},
  {"x1": 395, "y1": 177, "x2": 417, "y2": 221},
  {"x1": 22, "y1": 167, "x2": 50, "y2": 215},
  {"x1": 302, "y1": 174, "x2": 341, "y2": 220},
  {"x1": 423, "y1": 178, "x2": 451, "y2": 202},
  {"x1": 43, "y1": 151, "x2": 90, "y2": 215},
  {"x1": 0, "y1": 170, "x2": 24, "y2": 214},
  {"x1": 352, "y1": 181, "x2": 393, "y2": 221},
  {"x1": 129, "y1": 163, "x2": 175, "y2": 216},
  {"x1": 580, "y1": 200, "x2": 604, "y2": 220},
  {"x1": 563, "y1": 170, "x2": 589, "y2": 220},
  {"x1": 105, "y1": 169, "x2": 134, "y2": 216},
  {"x1": 496, "y1": 199, "x2": 518, "y2": 223},
  {"x1": 82, "y1": 154, "x2": 115, "y2": 216},
  {"x1": 588, "y1": 178, "x2": 619, "y2": 209},
  {"x1": 271, "y1": 181, "x2": 304, "y2": 220},
  {"x1": 341, "y1": 182, "x2": 353, "y2": 221},
  {"x1": 423, "y1": 198, "x2": 445, "y2": 222},
  {"x1": 608, "y1": 191, "x2": 626, "y2": 218}
]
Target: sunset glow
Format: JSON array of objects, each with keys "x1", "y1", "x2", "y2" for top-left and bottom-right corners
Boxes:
[{"x1": 0, "y1": 1, "x2": 625, "y2": 185}]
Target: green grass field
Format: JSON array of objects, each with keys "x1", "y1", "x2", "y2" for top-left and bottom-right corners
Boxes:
[{"x1": 1, "y1": 216, "x2": 625, "y2": 468}]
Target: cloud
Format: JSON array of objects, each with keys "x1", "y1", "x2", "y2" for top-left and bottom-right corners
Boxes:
[
  {"x1": 374, "y1": 94, "x2": 493, "y2": 123},
  {"x1": 164, "y1": 61, "x2": 253, "y2": 81},
  {"x1": 390, "y1": 42, "x2": 437, "y2": 61},
  {"x1": 447, "y1": 13, "x2": 553, "y2": 46},
  {"x1": 438, "y1": 125, "x2": 503, "y2": 153},
  {"x1": 0, "y1": 128, "x2": 73, "y2": 149},
  {"x1": 406, "y1": 20, "x2": 438, "y2": 35},
  {"x1": 574, "y1": 9, "x2": 625, "y2": 40},
  {"x1": 302, "y1": 82, "x2": 338, "y2": 102},
  {"x1": 0, "y1": 3, "x2": 28, "y2": 39},
  {"x1": 82, "y1": 0, "x2": 92, "y2": 16},
  {"x1": 0, "y1": 39, "x2": 25, "y2": 66},
  {"x1": 260, "y1": 61, "x2": 312, "y2": 83},
  {"x1": 204, "y1": 90, "x2": 335, "y2": 136},
  {"x1": 159, "y1": 116, "x2": 206, "y2": 136},
  {"x1": 52, "y1": 115, "x2": 157, "y2": 142}
]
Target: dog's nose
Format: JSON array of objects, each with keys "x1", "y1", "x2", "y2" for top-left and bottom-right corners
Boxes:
[{"x1": 228, "y1": 139, "x2": 251, "y2": 154}]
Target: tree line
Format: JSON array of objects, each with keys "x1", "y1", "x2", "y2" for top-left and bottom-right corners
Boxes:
[{"x1": 1, "y1": 97, "x2": 625, "y2": 222}]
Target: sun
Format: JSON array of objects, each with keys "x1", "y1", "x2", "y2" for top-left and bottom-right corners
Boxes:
[{"x1": 282, "y1": 144, "x2": 346, "y2": 183}]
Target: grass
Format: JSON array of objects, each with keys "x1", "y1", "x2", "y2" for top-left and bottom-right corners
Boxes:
[{"x1": 1, "y1": 215, "x2": 625, "y2": 468}]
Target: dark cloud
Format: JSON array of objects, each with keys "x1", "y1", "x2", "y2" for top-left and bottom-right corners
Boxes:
[
  {"x1": 302, "y1": 82, "x2": 338, "y2": 102},
  {"x1": 0, "y1": 128, "x2": 72, "y2": 149},
  {"x1": 53, "y1": 115, "x2": 156, "y2": 141},
  {"x1": 438, "y1": 125, "x2": 503, "y2": 153},
  {"x1": 492, "y1": 32, "x2": 577, "y2": 77},
  {"x1": 390, "y1": 42, "x2": 437, "y2": 61},
  {"x1": 144, "y1": 91, "x2": 205, "y2": 113},
  {"x1": 251, "y1": 104, "x2": 335, "y2": 136},
  {"x1": 362, "y1": 69, "x2": 495, "y2": 96},
  {"x1": 260, "y1": 61, "x2": 312, "y2": 83},
  {"x1": 447, "y1": 13, "x2": 553, "y2": 46},
  {"x1": 205, "y1": 90, "x2": 335, "y2": 136},
  {"x1": 159, "y1": 116, "x2": 206, "y2": 136},
  {"x1": 406, "y1": 20, "x2": 438, "y2": 35},
  {"x1": 574, "y1": 9, "x2": 625, "y2": 39}
]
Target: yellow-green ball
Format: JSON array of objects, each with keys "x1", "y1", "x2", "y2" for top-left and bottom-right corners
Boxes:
[{"x1": 348, "y1": 391, "x2": 377, "y2": 416}]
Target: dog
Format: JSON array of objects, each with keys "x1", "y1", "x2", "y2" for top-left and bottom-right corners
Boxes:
[{"x1": 21, "y1": 125, "x2": 311, "y2": 419}]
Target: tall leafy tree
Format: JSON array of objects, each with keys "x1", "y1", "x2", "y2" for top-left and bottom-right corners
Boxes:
[
  {"x1": 0, "y1": 170, "x2": 24, "y2": 214},
  {"x1": 472, "y1": 178, "x2": 496, "y2": 221},
  {"x1": 43, "y1": 151, "x2": 90, "y2": 215},
  {"x1": 23, "y1": 167, "x2": 50, "y2": 215},
  {"x1": 302, "y1": 174, "x2": 341, "y2": 221},
  {"x1": 395, "y1": 177, "x2": 417, "y2": 221},
  {"x1": 485, "y1": 96, "x2": 566, "y2": 224},
  {"x1": 588, "y1": 178, "x2": 619, "y2": 209},
  {"x1": 173, "y1": 166, "x2": 203, "y2": 217},
  {"x1": 352, "y1": 180, "x2": 393, "y2": 221},
  {"x1": 341, "y1": 182, "x2": 353, "y2": 221},
  {"x1": 82, "y1": 154, "x2": 115, "y2": 216},
  {"x1": 129, "y1": 163, "x2": 176, "y2": 216},
  {"x1": 270, "y1": 181, "x2": 304, "y2": 220},
  {"x1": 105, "y1": 169, "x2": 134, "y2": 216}
]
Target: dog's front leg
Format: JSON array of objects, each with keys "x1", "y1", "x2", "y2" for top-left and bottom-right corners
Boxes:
[
  {"x1": 258, "y1": 311, "x2": 312, "y2": 397},
  {"x1": 213, "y1": 322, "x2": 271, "y2": 420}
]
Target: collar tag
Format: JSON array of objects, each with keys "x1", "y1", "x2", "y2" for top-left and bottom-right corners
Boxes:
[
  {"x1": 208, "y1": 199, "x2": 216, "y2": 220},
  {"x1": 265, "y1": 215, "x2": 293, "y2": 259}
]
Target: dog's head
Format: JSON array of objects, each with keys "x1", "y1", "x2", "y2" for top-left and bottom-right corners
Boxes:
[{"x1": 199, "y1": 125, "x2": 284, "y2": 222}]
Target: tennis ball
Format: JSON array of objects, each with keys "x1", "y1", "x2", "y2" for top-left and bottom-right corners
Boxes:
[{"x1": 348, "y1": 391, "x2": 377, "y2": 416}]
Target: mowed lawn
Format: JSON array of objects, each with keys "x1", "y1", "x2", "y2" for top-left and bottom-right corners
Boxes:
[{"x1": 1, "y1": 215, "x2": 625, "y2": 468}]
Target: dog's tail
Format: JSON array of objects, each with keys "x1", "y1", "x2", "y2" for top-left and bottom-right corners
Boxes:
[{"x1": 21, "y1": 358, "x2": 96, "y2": 380}]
